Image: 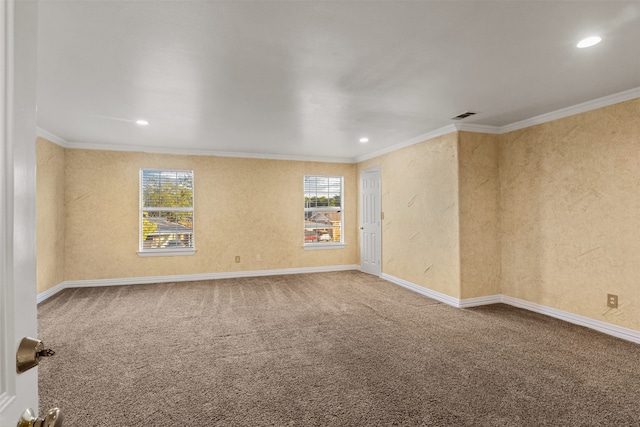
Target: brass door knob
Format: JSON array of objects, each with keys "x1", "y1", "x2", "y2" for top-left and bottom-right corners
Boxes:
[
  {"x1": 17, "y1": 408, "x2": 63, "y2": 427},
  {"x1": 16, "y1": 337, "x2": 55, "y2": 374}
]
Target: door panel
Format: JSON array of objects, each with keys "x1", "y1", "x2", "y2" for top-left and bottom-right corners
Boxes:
[
  {"x1": 0, "y1": 0, "x2": 39, "y2": 424},
  {"x1": 360, "y1": 168, "x2": 381, "y2": 275}
]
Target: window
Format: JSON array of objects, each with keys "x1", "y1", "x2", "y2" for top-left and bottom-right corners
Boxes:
[
  {"x1": 140, "y1": 169, "x2": 194, "y2": 255},
  {"x1": 304, "y1": 175, "x2": 343, "y2": 248}
]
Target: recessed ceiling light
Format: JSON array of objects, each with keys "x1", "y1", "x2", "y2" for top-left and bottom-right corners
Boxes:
[
  {"x1": 577, "y1": 36, "x2": 602, "y2": 49},
  {"x1": 136, "y1": 119, "x2": 149, "y2": 126},
  {"x1": 359, "y1": 137, "x2": 369, "y2": 143}
]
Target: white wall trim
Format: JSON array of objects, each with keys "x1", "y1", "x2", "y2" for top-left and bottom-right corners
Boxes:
[
  {"x1": 380, "y1": 273, "x2": 462, "y2": 308},
  {"x1": 36, "y1": 88, "x2": 639, "y2": 164},
  {"x1": 381, "y1": 274, "x2": 640, "y2": 344},
  {"x1": 354, "y1": 125, "x2": 457, "y2": 163},
  {"x1": 194, "y1": 149, "x2": 355, "y2": 164},
  {"x1": 499, "y1": 87, "x2": 640, "y2": 134},
  {"x1": 137, "y1": 249, "x2": 196, "y2": 257},
  {"x1": 36, "y1": 282, "x2": 66, "y2": 304},
  {"x1": 62, "y1": 140, "x2": 356, "y2": 164},
  {"x1": 36, "y1": 127, "x2": 70, "y2": 148},
  {"x1": 36, "y1": 264, "x2": 361, "y2": 302},
  {"x1": 354, "y1": 88, "x2": 638, "y2": 163},
  {"x1": 37, "y1": 269, "x2": 640, "y2": 344},
  {"x1": 455, "y1": 123, "x2": 501, "y2": 134},
  {"x1": 501, "y1": 295, "x2": 640, "y2": 345},
  {"x1": 459, "y1": 294, "x2": 502, "y2": 308},
  {"x1": 302, "y1": 243, "x2": 346, "y2": 251}
]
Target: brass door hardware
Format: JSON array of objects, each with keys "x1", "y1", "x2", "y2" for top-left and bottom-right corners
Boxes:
[
  {"x1": 16, "y1": 337, "x2": 56, "y2": 373},
  {"x1": 17, "y1": 408, "x2": 62, "y2": 427}
]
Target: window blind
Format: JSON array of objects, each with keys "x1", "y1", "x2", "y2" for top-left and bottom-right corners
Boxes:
[
  {"x1": 304, "y1": 175, "x2": 343, "y2": 244},
  {"x1": 140, "y1": 169, "x2": 194, "y2": 251}
]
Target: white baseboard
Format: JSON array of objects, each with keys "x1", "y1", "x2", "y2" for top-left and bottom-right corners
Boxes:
[
  {"x1": 36, "y1": 282, "x2": 67, "y2": 304},
  {"x1": 38, "y1": 268, "x2": 639, "y2": 344},
  {"x1": 381, "y1": 273, "x2": 640, "y2": 344},
  {"x1": 502, "y1": 295, "x2": 640, "y2": 345},
  {"x1": 37, "y1": 264, "x2": 360, "y2": 301},
  {"x1": 459, "y1": 294, "x2": 503, "y2": 308},
  {"x1": 380, "y1": 273, "x2": 462, "y2": 307}
]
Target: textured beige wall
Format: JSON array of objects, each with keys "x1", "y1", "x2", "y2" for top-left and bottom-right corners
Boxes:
[
  {"x1": 64, "y1": 150, "x2": 357, "y2": 281},
  {"x1": 358, "y1": 133, "x2": 462, "y2": 298},
  {"x1": 36, "y1": 137, "x2": 66, "y2": 293},
  {"x1": 458, "y1": 132, "x2": 501, "y2": 299},
  {"x1": 500, "y1": 99, "x2": 640, "y2": 330},
  {"x1": 39, "y1": 98, "x2": 640, "y2": 334}
]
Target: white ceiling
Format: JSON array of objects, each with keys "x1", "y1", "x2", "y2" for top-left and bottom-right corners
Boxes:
[{"x1": 37, "y1": 1, "x2": 640, "y2": 161}]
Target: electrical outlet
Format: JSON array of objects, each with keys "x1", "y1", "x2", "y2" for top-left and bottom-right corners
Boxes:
[
  {"x1": 256, "y1": 254, "x2": 261, "y2": 262},
  {"x1": 235, "y1": 256, "x2": 240, "y2": 263},
  {"x1": 607, "y1": 294, "x2": 618, "y2": 309}
]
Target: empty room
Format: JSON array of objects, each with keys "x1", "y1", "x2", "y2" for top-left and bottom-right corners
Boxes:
[{"x1": 1, "y1": 1, "x2": 639, "y2": 426}]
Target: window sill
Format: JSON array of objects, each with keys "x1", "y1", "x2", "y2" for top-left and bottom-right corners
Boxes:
[
  {"x1": 302, "y1": 243, "x2": 346, "y2": 251},
  {"x1": 137, "y1": 250, "x2": 196, "y2": 257}
]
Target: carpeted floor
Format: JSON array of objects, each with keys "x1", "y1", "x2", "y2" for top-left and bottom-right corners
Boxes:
[{"x1": 38, "y1": 271, "x2": 640, "y2": 426}]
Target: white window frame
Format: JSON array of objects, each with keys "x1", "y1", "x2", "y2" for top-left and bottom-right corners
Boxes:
[
  {"x1": 303, "y1": 175, "x2": 345, "y2": 250},
  {"x1": 138, "y1": 168, "x2": 195, "y2": 257}
]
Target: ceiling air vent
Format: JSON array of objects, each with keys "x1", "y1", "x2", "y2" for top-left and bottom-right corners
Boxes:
[{"x1": 451, "y1": 111, "x2": 477, "y2": 120}]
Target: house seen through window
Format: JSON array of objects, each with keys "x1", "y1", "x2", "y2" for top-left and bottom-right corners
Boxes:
[
  {"x1": 140, "y1": 169, "x2": 194, "y2": 253},
  {"x1": 304, "y1": 175, "x2": 343, "y2": 245}
]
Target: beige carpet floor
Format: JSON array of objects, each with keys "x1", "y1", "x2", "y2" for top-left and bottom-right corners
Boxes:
[{"x1": 38, "y1": 271, "x2": 640, "y2": 426}]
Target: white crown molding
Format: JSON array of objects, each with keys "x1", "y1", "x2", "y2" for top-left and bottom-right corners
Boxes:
[
  {"x1": 36, "y1": 127, "x2": 70, "y2": 147},
  {"x1": 36, "y1": 264, "x2": 361, "y2": 302},
  {"x1": 209, "y1": 150, "x2": 356, "y2": 164},
  {"x1": 37, "y1": 87, "x2": 638, "y2": 164},
  {"x1": 499, "y1": 87, "x2": 640, "y2": 134},
  {"x1": 454, "y1": 123, "x2": 501, "y2": 134},
  {"x1": 354, "y1": 125, "x2": 457, "y2": 163},
  {"x1": 381, "y1": 274, "x2": 640, "y2": 344},
  {"x1": 62, "y1": 140, "x2": 356, "y2": 164},
  {"x1": 354, "y1": 87, "x2": 639, "y2": 162}
]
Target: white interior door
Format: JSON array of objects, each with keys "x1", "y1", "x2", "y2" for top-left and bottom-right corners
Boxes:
[
  {"x1": 0, "y1": 0, "x2": 40, "y2": 425},
  {"x1": 360, "y1": 167, "x2": 381, "y2": 276}
]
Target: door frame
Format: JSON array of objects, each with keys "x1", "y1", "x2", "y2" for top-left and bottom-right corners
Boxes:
[
  {"x1": 359, "y1": 166, "x2": 382, "y2": 276},
  {"x1": 0, "y1": 0, "x2": 40, "y2": 423}
]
